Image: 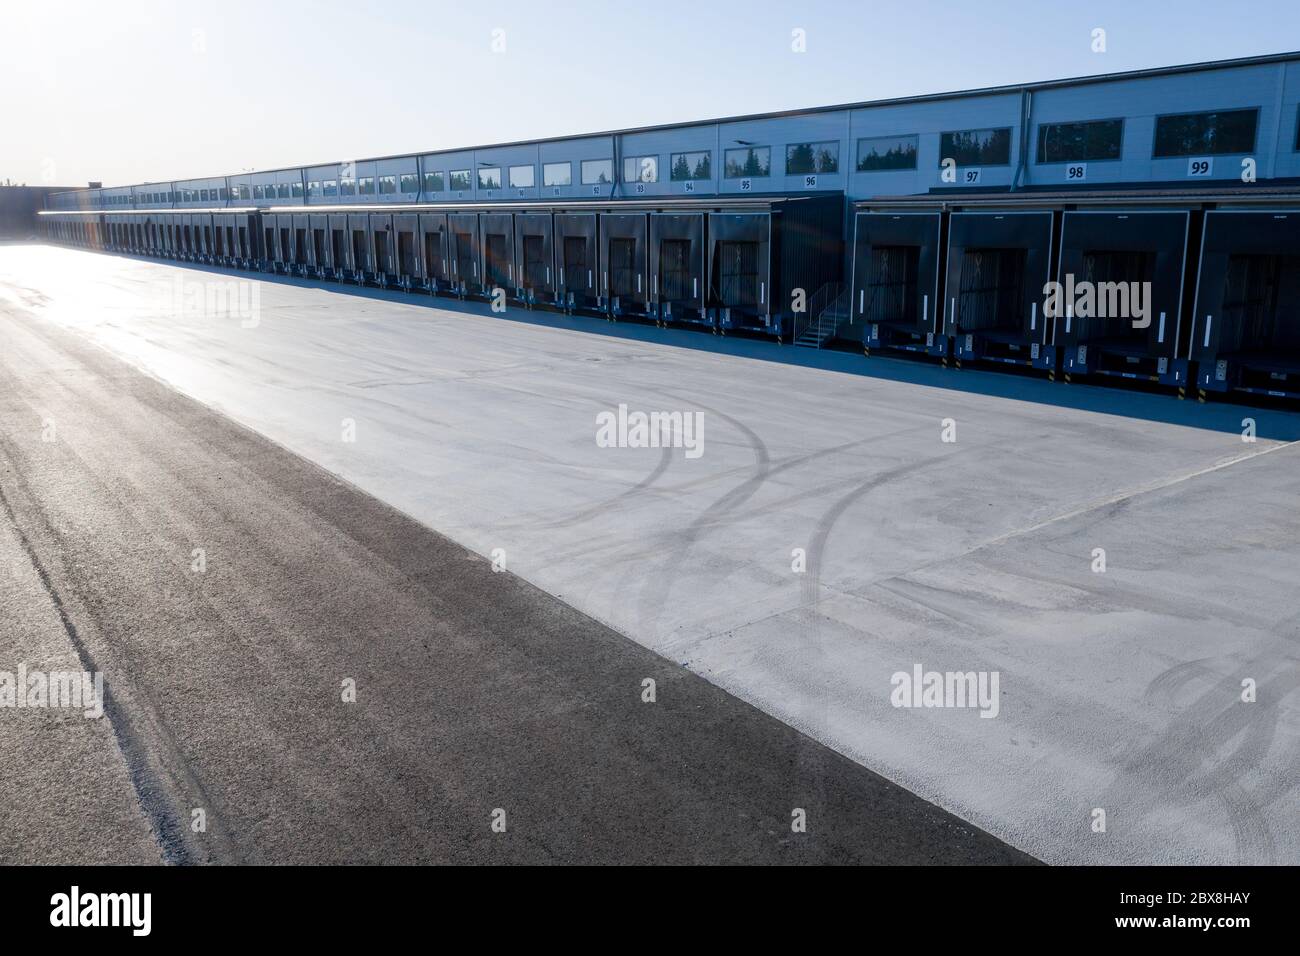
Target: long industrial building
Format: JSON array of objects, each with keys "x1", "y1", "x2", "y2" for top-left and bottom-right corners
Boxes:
[{"x1": 39, "y1": 50, "x2": 1300, "y2": 400}]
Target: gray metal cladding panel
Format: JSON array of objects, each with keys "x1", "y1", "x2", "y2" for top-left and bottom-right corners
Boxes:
[
  {"x1": 1191, "y1": 209, "x2": 1300, "y2": 361},
  {"x1": 1057, "y1": 211, "x2": 1189, "y2": 355},
  {"x1": 852, "y1": 212, "x2": 942, "y2": 334}
]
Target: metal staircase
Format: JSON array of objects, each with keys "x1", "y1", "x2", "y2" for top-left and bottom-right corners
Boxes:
[{"x1": 793, "y1": 282, "x2": 851, "y2": 348}]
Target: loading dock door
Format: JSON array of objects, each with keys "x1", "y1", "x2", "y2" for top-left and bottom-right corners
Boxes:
[
  {"x1": 661, "y1": 241, "x2": 692, "y2": 300},
  {"x1": 454, "y1": 232, "x2": 477, "y2": 283},
  {"x1": 598, "y1": 213, "x2": 649, "y2": 311},
  {"x1": 448, "y1": 214, "x2": 481, "y2": 289},
  {"x1": 348, "y1": 214, "x2": 370, "y2": 274},
  {"x1": 562, "y1": 237, "x2": 588, "y2": 294},
  {"x1": 485, "y1": 233, "x2": 510, "y2": 289},
  {"x1": 852, "y1": 212, "x2": 942, "y2": 339},
  {"x1": 419, "y1": 214, "x2": 449, "y2": 285},
  {"x1": 331, "y1": 229, "x2": 346, "y2": 270},
  {"x1": 392, "y1": 214, "x2": 419, "y2": 281},
  {"x1": 398, "y1": 231, "x2": 416, "y2": 277},
  {"x1": 294, "y1": 215, "x2": 312, "y2": 267},
  {"x1": 707, "y1": 212, "x2": 770, "y2": 324},
  {"x1": 609, "y1": 239, "x2": 637, "y2": 296},
  {"x1": 513, "y1": 213, "x2": 553, "y2": 300},
  {"x1": 352, "y1": 231, "x2": 369, "y2": 274},
  {"x1": 1057, "y1": 211, "x2": 1189, "y2": 359},
  {"x1": 480, "y1": 214, "x2": 515, "y2": 292},
  {"x1": 523, "y1": 236, "x2": 548, "y2": 287},
  {"x1": 1192, "y1": 210, "x2": 1300, "y2": 388},
  {"x1": 650, "y1": 213, "x2": 706, "y2": 317},
  {"x1": 945, "y1": 212, "x2": 1053, "y2": 344},
  {"x1": 369, "y1": 215, "x2": 394, "y2": 276},
  {"x1": 717, "y1": 241, "x2": 760, "y2": 306},
  {"x1": 554, "y1": 213, "x2": 597, "y2": 303},
  {"x1": 957, "y1": 249, "x2": 1027, "y2": 336}
]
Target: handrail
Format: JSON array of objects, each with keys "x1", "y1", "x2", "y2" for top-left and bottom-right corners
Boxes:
[{"x1": 795, "y1": 281, "x2": 849, "y2": 347}]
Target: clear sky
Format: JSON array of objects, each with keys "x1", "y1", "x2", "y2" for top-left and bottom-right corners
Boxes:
[{"x1": 4, "y1": 0, "x2": 1299, "y2": 188}]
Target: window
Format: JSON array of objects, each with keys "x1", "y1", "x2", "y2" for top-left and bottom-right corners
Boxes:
[
  {"x1": 400, "y1": 173, "x2": 419, "y2": 193},
  {"x1": 543, "y1": 162, "x2": 571, "y2": 187},
  {"x1": 857, "y1": 135, "x2": 918, "y2": 171},
  {"x1": 670, "y1": 151, "x2": 712, "y2": 181},
  {"x1": 939, "y1": 127, "x2": 1013, "y2": 166},
  {"x1": 423, "y1": 171, "x2": 444, "y2": 192},
  {"x1": 358, "y1": 177, "x2": 375, "y2": 195},
  {"x1": 291, "y1": 181, "x2": 304, "y2": 198},
  {"x1": 1153, "y1": 109, "x2": 1258, "y2": 157},
  {"x1": 581, "y1": 159, "x2": 613, "y2": 184},
  {"x1": 724, "y1": 146, "x2": 771, "y2": 178},
  {"x1": 339, "y1": 178, "x2": 356, "y2": 196},
  {"x1": 449, "y1": 169, "x2": 471, "y2": 191},
  {"x1": 378, "y1": 175, "x2": 396, "y2": 194},
  {"x1": 786, "y1": 141, "x2": 840, "y2": 175},
  {"x1": 323, "y1": 180, "x2": 337, "y2": 198},
  {"x1": 623, "y1": 155, "x2": 658, "y2": 183},
  {"x1": 1037, "y1": 119, "x2": 1123, "y2": 163},
  {"x1": 200, "y1": 189, "x2": 210, "y2": 202},
  {"x1": 477, "y1": 167, "x2": 502, "y2": 189},
  {"x1": 1296, "y1": 105, "x2": 1300, "y2": 150},
  {"x1": 277, "y1": 183, "x2": 291, "y2": 199},
  {"x1": 220, "y1": 187, "x2": 230, "y2": 201},
  {"x1": 509, "y1": 164, "x2": 535, "y2": 188},
  {"x1": 308, "y1": 180, "x2": 322, "y2": 198}
]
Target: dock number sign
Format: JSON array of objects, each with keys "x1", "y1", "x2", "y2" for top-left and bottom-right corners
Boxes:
[{"x1": 1187, "y1": 158, "x2": 1213, "y2": 177}]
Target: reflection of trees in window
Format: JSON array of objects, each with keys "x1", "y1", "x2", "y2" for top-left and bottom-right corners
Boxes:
[
  {"x1": 671, "y1": 152, "x2": 712, "y2": 181},
  {"x1": 856, "y1": 136, "x2": 917, "y2": 171},
  {"x1": 725, "y1": 147, "x2": 770, "y2": 178},
  {"x1": 449, "y1": 170, "x2": 471, "y2": 191},
  {"x1": 1153, "y1": 110, "x2": 1256, "y2": 157},
  {"x1": 786, "y1": 142, "x2": 839, "y2": 174},
  {"x1": 939, "y1": 128, "x2": 1012, "y2": 166},
  {"x1": 1036, "y1": 121, "x2": 1122, "y2": 163}
]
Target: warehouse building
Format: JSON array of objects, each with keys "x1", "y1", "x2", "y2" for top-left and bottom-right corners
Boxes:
[{"x1": 39, "y1": 50, "x2": 1300, "y2": 400}]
